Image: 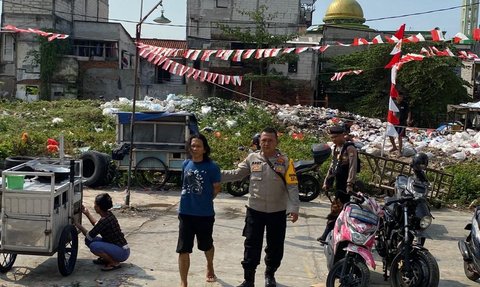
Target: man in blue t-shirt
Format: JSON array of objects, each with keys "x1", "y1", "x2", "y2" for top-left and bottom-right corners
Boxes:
[{"x1": 177, "y1": 134, "x2": 221, "y2": 287}]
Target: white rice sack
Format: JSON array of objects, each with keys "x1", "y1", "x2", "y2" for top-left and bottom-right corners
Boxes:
[{"x1": 452, "y1": 151, "x2": 466, "y2": 160}]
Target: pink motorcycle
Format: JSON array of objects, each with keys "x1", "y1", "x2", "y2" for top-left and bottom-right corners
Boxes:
[{"x1": 324, "y1": 193, "x2": 382, "y2": 287}]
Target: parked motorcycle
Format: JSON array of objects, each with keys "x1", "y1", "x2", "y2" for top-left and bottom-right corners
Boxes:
[
  {"x1": 458, "y1": 206, "x2": 480, "y2": 281},
  {"x1": 226, "y1": 143, "x2": 331, "y2": 202},
  {"x1": 375, "y1": 152, "x2": 439, "y2": 286},
  {"x1": 324, "y1": 192, "x2": 382, "y2": 286}
]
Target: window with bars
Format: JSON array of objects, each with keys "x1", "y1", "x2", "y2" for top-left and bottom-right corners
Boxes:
[{"x1": 2, "y1": 34, "x2": 14, "y2": 62}]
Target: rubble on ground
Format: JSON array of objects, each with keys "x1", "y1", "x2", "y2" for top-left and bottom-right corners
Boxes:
[{"x1": 100, "y1": 95, "x2": 480, "y2": 168}]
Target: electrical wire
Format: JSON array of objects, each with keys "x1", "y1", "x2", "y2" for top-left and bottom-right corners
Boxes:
[{"x1": 1, "y1": 0, "x2": 478, "y2": 29}]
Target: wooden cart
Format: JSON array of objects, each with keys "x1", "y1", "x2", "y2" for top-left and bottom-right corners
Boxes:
[{"x1": 0, "y1": 159, "x2": 83, "y2": 276}]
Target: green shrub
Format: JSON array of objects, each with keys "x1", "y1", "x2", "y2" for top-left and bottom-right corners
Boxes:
[{"x1": 445, "y1": 162, "x2": 480, "y2": 205}]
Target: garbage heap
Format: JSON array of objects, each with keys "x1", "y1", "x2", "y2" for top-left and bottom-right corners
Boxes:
[{"x1": 101, "y1": 95, "x2": 480, "y2": 168}]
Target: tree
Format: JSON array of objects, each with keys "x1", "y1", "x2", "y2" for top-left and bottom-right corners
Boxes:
[
  {"x1": 216, "y1": 5, "x2": 300, "y2": 101},
  {"x1": 323, "y1": 42, "x2": 470, "y2": 127}
]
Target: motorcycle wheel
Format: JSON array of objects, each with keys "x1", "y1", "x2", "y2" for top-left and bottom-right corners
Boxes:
[
  {"x1": 226, "y1": 176, "x2": 249, "y2": 197},
  {"x1": 326, "y1": 256, "x2": 370, "y2": 287},
  {"x1": 298, "y1": 174, "x2": 320, "y2": 202},
  {"x1": 463, "y1": 260, "x2": 480, "y2": 281},
  {"x1": 390, "y1": 249, "x2": 439, "y2": 287}
]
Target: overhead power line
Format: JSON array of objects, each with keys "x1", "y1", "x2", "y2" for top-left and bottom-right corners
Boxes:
[{"x1": 1, "y1": 0, "x2": 479, "y2": 29}]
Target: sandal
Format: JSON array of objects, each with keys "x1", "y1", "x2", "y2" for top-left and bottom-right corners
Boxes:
[
  {"x1": 92, "y1": 258, "x2": 106, "y2": 265},
  {"x1": 206, "y1": 274, "x2": 217, "y2": 283},
  {"x1": 101, "y1": 264, "x2": 122, "y2": 271}
]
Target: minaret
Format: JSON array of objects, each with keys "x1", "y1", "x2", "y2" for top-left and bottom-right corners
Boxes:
[{"x1": 461, "y1": 0, "x2": 479, "y2": 37}]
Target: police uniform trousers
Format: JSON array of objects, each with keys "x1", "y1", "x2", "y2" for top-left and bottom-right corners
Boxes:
[{"x1": 241, "y1": 207, "x2": 287, "y2": 273}]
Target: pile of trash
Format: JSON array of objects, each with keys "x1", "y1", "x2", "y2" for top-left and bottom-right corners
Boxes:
[{"x1": 100, "y1": 95, "x2": 480, "y2": 166}]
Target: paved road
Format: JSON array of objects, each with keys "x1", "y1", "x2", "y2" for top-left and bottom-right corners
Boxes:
[{"x1": 0, "y1": 189, "x2": 476, "y2": 287}]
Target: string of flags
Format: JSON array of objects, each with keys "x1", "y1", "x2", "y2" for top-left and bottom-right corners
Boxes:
[
  {"x1": 137, "y1": 42, "x2": 330, "y2": 63},
  {"x1": 138, "y1": 43, "x2": 243, "y2": 86},
  {"x1": 2, "y1": 25, "x2": 69, "y2": 41},
  {"x1": 330, "y1": 70, "x2": 363, "y2": 81}
]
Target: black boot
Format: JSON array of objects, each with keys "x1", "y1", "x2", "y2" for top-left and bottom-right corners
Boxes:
[
  {"x1": 265, "y1": 269, "x2": 277, "y2": 287},
  {"x1": 237, "y1": 269, "x2": 255, "y2": 287}
]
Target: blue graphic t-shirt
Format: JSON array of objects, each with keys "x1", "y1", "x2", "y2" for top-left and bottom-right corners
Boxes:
[{"x1": 179, "y1": 159, "x2": 221, "y2": 216}]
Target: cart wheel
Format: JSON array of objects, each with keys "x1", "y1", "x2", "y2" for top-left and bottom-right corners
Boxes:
[
  {"x1": 57, "y1": 224, "x2": 78, "y2": 276},
  {"x1": 134, "y1": 157, "x2": 169, "y2": 189},
  {"x1": 0, "y1": 252, "x2": 16, "y2": 273}
]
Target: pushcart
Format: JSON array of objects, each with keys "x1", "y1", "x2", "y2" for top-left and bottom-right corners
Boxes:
[
  {"x1": 114, "y1": 111, "x2": 199, "y2": 188},
  {"x1": 0, "y1": 158, "x2": 83, "y2": 276}
]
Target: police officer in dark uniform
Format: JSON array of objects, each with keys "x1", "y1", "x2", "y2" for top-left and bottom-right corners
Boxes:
[{"x1": 317, "y1": 125, "x2": 359, "y2": 244}]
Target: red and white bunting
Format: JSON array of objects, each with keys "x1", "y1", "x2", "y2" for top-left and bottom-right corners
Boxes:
[
  {"x1": 330, "y1": 70, "x2": 363, "y2": 81},
  {"x1": 353, "y1": 38, "x2": 369, "y2": 46},
  {"x1": 3, "y1": 25, "x2": 69, "y2": 42},
  {"x1": 139, "y1": 52, "x2": 243, "y2": 86}
]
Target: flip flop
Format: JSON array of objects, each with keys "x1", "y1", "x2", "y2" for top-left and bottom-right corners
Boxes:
[
  {"x1": 92, "y1": 258, "x2": 105, "y2": 265},
  {"x1": 206, "y1": 274, "x2": 217, "y2": 283},
  {"x1": 101, "y1": 264, "x2": 121, "y2": 271}
]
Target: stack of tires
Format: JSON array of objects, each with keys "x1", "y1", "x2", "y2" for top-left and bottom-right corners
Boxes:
[{"x1": 80, "y1": 151, "x2": 114, "y2": 188}]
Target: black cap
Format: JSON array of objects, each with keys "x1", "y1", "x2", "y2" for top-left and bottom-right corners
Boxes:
[{"x1": 328, "y1": 125, "x2": 345, "y2": 135}]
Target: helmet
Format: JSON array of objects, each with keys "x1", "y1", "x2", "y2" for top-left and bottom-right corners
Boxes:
[
  {"x1": 252, "y1": 133, "x2": 261, "y2": 150},
  {"x1": 411, "y1": 152, "x2": 429, "y2": 171}
]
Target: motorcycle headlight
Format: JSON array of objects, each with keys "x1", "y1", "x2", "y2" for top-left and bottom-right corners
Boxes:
[
  {"x1": 351, "y1": 232, "x2": 368, "y2": 245},
  {"x1": 419, "y1": 215, "x2": 432, "y2": 229}
]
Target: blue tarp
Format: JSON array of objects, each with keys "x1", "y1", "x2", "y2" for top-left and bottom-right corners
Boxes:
[{"x1": 116, "y1": 112, "x2": 199, "y2": 135}]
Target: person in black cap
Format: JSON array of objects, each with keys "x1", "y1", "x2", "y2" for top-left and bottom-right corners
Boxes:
[{"x1": 317, "y1": 125, "x2": 359, "y2": 244}]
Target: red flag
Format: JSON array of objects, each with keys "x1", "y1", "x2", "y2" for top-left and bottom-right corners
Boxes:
[
  {"x1": 474, "y1": 28, "x2": 480, "y2": 41},
  {"x1": 430, "y1": 28, "x2": 445, "y2": 41}
]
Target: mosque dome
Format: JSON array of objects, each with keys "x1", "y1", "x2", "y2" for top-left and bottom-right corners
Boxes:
[{"x1": 323, "y1": 0, "x2": 366, "y2": 24}]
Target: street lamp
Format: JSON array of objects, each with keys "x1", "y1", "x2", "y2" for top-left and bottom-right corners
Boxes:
[{"x1": 125, "y1": 0, "x2": 171, "y2": 206}]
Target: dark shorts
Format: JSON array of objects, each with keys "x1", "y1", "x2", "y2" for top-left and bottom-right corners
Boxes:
[
  {"x1": 176, "y1": 214, "x2": 215, "y2": 253},
  {"x1": 395, "y1": 126, "x2": 406, "y2": 137}
]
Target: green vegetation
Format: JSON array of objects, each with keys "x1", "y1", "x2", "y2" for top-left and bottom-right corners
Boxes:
[
  {"x1": 1, "y1": 98, "x2": 479, "y2": 207},
  {"x1": 324, "y1": 43, "x2": 470, "y2": 127}
]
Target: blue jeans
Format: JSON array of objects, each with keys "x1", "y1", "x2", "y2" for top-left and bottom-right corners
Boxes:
[{"x1": 86, "y1": 237, "x2": 130, "y2": 262}]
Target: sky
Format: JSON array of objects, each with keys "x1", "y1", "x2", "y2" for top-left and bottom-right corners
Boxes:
[{"x1": 109, "y1": 0, "x2": 465, "y2": 40}]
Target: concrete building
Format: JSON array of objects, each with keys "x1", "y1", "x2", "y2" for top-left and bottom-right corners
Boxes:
[
  {"x1": 186, "y1": 0, "x2": 318, "y2": 104},
  {"x1": 138, "y1": 39, "x2": 187, "y2": 98},
  {"x1": 0, "y1": 0, "x2": 138, "y2": 101}
]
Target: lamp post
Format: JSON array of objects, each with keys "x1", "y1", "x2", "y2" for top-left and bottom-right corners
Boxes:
[{"x1": 125, "y1": 0, "x2": 171, "y2": 206}]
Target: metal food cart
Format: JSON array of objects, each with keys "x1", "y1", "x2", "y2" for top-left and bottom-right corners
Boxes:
[
  {"x1": 114, "y1": 111, "x2": 199, "y2": 188},
  {"x1": 0, "y1": 159, "x2": 83, "y2": 276}
]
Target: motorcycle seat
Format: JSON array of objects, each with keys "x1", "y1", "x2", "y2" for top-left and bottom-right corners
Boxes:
[{"x1": 294, "y1": 160, "x2": 316, "y2": 170}]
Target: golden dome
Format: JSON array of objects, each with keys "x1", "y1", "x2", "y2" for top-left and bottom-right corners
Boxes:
[{"x1": 323, "y1": 0, "x2": 365, "y2": 24}]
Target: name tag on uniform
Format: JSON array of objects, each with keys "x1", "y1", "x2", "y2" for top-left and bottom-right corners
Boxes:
[{"x1": 251, "y1": 163, "x2": 263, "y2": 172}]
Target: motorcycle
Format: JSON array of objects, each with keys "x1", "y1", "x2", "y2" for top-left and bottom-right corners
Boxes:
[
  {"x1": 324, "y1": 192, "x2": 382, "y2": 286},
  {"x1": 458, "y1": 206, "x2": 480, "y2": 281},
  {"x1": 226, "y1": 143, "x2": 331, "y2": 202},
  {"x1": 375, "y1": 152, "x2": 439, "y2": 287}
]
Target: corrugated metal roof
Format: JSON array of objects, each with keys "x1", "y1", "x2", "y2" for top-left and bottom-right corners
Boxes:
[{"x1": 140, "y1": 38, "x2": 187, "y2": 49}]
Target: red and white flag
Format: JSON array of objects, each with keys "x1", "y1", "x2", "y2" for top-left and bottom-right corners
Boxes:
[
  {"x1": 243, "y1": 49, "x2": 256, "y2": 59},
  {"x1": 232, "y1": 50, "x2": 244, "y2": 62},
  {"x1": 221, "y1": 50, "x2": 234, "y2": 61},
  {"x1": 282, "y1": 47, "x2": 296, "y2": 54},
  {"x1": 295, "y1": 47, "x2": 309, "y2": 54},
  {"x1": 255, "y1": 49, "x2": 265, "y2": 59},
  {"x1": 371, "y1": 35, "x2": 384, "y2": 44},
  {"x1": 453, "y1": 32, "x2": 469, "y2": 43},
  {"x1": 201, "y1": 50, "x2": 217, "y2": 61},
  {"x1": 431, "y1": 28, "x2": 445, "y2": 42}
]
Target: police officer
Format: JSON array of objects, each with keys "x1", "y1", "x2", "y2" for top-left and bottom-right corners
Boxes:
[
  {"x1": 222, "y1": 127, "x2": 300, "y2": 287},
  {"x1": 317, "y1": 125, "x2": 359, "y2": 244}
]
